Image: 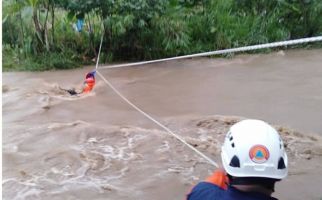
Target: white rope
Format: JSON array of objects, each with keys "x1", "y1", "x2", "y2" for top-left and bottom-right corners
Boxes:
[
  {"x1": 94, "y1": 35, "x2": 322, "y2": 168},
  {"x1": 99, "y1": 36, "x2": 322, "y2": 69},
  {"x1": 95, "y1": 33, "x2": 104, "y2": 70},
  {"x1": 96, "y1": 71, "x2": 219, "y2": 167}
]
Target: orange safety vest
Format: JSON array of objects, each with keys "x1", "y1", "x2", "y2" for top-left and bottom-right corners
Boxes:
[
  {"x1": 186, "y1": 169, "x2": 229, "y2": 200},
  {"x1": 83, "y1": 77, "x2": 95, "y2": 93},
  {"x1": 205, "y1": 169, "x2": 229, "y2": 190}
]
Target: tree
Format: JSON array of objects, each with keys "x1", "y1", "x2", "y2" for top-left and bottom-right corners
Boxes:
[{"x1": 56, "y1": 0, "x2": 168, "y2": 60}]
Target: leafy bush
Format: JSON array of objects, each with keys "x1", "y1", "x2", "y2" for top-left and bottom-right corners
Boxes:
[{"x1": 2, "y1": 0, "x2": 322, "y2": 71}]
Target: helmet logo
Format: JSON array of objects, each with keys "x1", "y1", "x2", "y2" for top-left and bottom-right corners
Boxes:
[{"x1": 249, "y1": 145, "x2": 270, "y2": 164}]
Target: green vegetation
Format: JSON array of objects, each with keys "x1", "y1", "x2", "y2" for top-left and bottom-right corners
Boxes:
[{"x1": 2, "y1": 0, "x2": 322, "y2": 71}]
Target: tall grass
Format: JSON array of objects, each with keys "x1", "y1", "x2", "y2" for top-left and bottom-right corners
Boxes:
[{"x1": 2, "y1": 0, "x2": 322, "y2": 71}]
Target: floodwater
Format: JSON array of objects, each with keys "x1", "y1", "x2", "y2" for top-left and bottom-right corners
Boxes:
[{"x1": 2, "y1": 49, "x2": 322, "y2": 200}]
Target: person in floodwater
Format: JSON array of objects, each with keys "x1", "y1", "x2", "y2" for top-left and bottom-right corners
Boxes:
[
  {"x1": 187, "y1": 119, "x2": 288, "y2": 200},
  {"x1": 82, "y1": 71, "x2": 96, "y2": 93},
  {"x1": 61, "y1": 71, "x2": 96, "y2": 95}
]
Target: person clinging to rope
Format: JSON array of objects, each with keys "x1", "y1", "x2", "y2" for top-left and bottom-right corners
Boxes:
[
  {"x1": 82, "y1": 71, "x2": 96, "y2": 93},
  {"x1": 60, "y1": 71, "x2": 96, "y2": 95},
  {"x1": 187, "y1": 119, "x2": 288, "y2": 200}
]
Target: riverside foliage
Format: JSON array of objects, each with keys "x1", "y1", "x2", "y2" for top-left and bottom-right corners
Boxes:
[{"x1": 2, "y1": 0, "x2": 322, "y2": 71}]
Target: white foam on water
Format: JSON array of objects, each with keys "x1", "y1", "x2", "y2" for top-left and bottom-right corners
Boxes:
[
  {"x1": 38, "y1": 82, "x2": 97, "y2": 103},
  {"x1": 3, "y1": 177, "x2": 44, "y2": 200},
  {"x1": 3, "y1": 144, "x2": 19, "y2": 153},
  {"x1": 157, "y1": 141, "x2": 170, "y2": 153},
  {"x1": 3, "y1": 115, "x2": 322, "y2": 200},
  {"x1": 47, "y1": 121, "x2": 89, "y2": 130}
]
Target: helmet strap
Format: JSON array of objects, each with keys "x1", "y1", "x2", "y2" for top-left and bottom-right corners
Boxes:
[{"x1": 228, "y1": 175, "x2": 280, "y2": 192}]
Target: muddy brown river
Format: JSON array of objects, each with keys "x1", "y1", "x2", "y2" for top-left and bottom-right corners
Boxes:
[{"x1": 3, "y1": 49, "x2": 322, "y2": 200}]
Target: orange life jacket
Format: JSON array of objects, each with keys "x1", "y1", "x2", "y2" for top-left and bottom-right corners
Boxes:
[
  {"x1": 205, "y1": 169, "x2": 229, "y2": 190},
  {"x1": 83, "y1": 77, "x2": 95, "y2": 93},
  {"x1": 186, "y1": 169, "x2": 229, "y2": 200}
]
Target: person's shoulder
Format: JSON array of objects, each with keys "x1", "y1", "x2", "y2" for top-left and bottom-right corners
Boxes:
[
  {"x1": 187, "y1": 182, "x2": 225, "y2": 200},
  {"x1": 227, "y1": 186, "x2": 279, "y2": 200}
]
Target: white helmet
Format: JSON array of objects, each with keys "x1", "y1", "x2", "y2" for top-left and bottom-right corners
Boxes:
[{"x1": 221, "y1": 119, "x2": 288, "y2": 179}]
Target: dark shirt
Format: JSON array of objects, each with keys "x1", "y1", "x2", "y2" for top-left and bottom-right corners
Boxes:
[{"x1": 187, "y1": 182, "x2": 278, "y2": 200}]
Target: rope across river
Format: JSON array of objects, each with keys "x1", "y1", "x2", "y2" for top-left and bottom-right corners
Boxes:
[
  {"x1": 94, "y1": 36, "x2": 322, "y2": 167},
  {"x1": 99, "y1": 36, "x2": 322, "y2": 69}
]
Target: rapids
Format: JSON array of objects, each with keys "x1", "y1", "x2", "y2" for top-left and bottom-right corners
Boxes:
[{"x1": 3, "y1": 49, "x2": 322, "y2": 200}]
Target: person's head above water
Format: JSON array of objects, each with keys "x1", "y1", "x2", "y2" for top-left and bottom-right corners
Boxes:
[
  {"x1": 86, "y1": 71, "x2": 96, "y2": 79},
  {"x1": 188, "y1": 119, "x2": 288, "y2": 200}
]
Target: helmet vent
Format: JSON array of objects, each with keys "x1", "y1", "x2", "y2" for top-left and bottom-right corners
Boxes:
[
  {"x1": 227, "y1": 131, "x2": 232, "y2": 138},
  {"x1": 229, "y1": 155, "x2": 240, "y2": 168},
  {"x1": 278, "y1": 157, "x2": 286, "y2": 169},
  {"x1": 231, "y1": 143, "x2": 235, "y2": 148},
  {"x1": 229, "y1": 136, "x2": 233, "y2": 141}
]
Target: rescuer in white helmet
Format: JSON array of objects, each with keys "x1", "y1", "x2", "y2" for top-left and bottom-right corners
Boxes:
[{"x1": 187, "y1": 119, "x2": 288, "y2": 200}]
